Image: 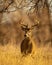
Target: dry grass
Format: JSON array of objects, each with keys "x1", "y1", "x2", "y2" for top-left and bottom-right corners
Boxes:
[{"x1": 0, "y1": 43, "x2": 52, "y2": 65}]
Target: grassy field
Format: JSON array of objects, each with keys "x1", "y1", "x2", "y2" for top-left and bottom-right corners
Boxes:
[{"x1": 0, "y1": 44, "x2": 52, "y2": 65}]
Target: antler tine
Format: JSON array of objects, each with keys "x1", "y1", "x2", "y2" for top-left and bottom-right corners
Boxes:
[{"x1": 30, "y1": 22, "x2": 39, "y2": 30}]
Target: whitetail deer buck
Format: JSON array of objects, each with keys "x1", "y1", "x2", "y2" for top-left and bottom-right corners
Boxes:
[{"x1": 20, "y1": 23, "x2": 39, "y2": 55}]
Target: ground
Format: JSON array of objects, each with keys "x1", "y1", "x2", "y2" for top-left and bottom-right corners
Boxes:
[{"x1": 0, "y1": 44, "x2": 52, "y2": 65}]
